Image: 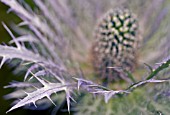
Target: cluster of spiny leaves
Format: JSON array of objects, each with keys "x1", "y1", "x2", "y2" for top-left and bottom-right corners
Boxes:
[
  {"x1": 92, "y1": 8, "x2": 140, "y2": 82},
  {"x1": 0, "y1": 0, "x2": 170, "y2": 115}
]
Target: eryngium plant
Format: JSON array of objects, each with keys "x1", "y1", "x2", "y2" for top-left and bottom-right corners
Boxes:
[
  {"x1": 0, "y1": 0, "x2": 170, "y2": 114},
  {"x1": 91, "y1": 8, "x2": 140, "y2": 82}
]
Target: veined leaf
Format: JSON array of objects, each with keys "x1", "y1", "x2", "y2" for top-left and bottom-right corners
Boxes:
[{"x1": 6, "y1": 81, "x2": 70, "y2": 113}]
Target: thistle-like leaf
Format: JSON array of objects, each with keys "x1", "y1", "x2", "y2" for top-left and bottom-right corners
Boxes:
[
  {"x1": 0, "y1": 45, "x2": 45, "y2": 64},
  {"x1": 9, "y1": 35, "x2": 39, "y2": 44},
  {"x1": 4, "y1": 90, "x2": 27, "y2": 100},
  {"x1": 6, "y1": 79, "x2": 71, "y2": 113},
  {"x1": 2, "y1": 22, "x2": 21, "y2": 49},
  {"x1": 0, "y1": 57, "x2": 7, "y2": 68},
  {"x1": 4, "y1": 81, "x2": 40, "y2": 89}
]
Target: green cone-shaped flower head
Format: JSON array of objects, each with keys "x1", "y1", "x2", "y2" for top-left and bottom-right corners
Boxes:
[{"x1": 92, "y1": 8, "x2": 140, "y2": 81}]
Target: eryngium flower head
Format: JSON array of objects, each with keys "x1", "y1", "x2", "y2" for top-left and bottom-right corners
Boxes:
[{"x1": 92, "y1": 8, "x2": 140, "y2": 82}]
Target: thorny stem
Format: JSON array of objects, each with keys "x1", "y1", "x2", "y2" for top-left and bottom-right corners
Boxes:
[
  {"x1": 88, "y1": 84, "x2": 111, "y2": 91},
  {"x1": 126, "y1": 58, "x2": 170, "y2": 92},
  {"x1": 81, "y1": 58, "x2": 170, "y2": 96},
  {"x1": 124, "y1": 59, "x2": 170, "y2": 91},
  {"x1": 146, "y1": 59, "x2": 170, "y2": 80},
  {"x1": 126, "y1": 79, "x2": 170, "y2": 92}
]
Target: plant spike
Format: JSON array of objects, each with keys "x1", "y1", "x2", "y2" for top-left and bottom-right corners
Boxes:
[{"x1": 91, "y1": 8, "x2": 141, "y2": 82}]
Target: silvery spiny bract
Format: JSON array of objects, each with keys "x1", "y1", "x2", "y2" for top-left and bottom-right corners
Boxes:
[{"x1": 0, "y1": 0, "x2": 170, "y2": 115}]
